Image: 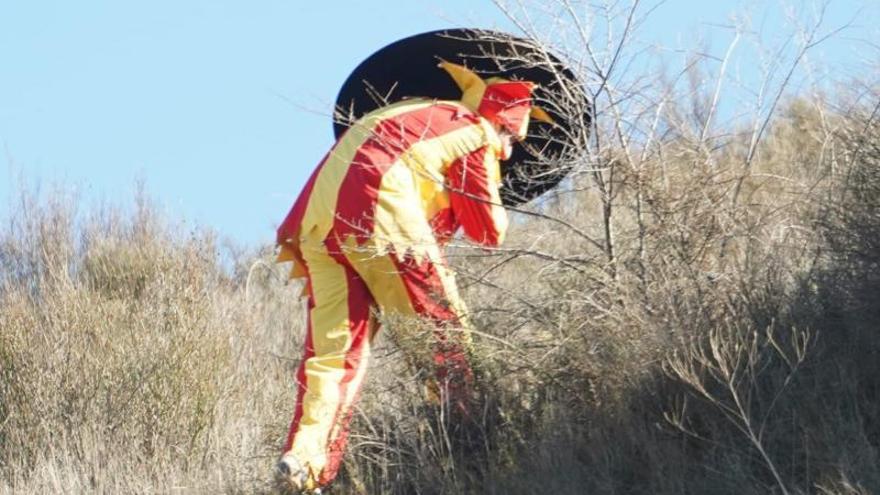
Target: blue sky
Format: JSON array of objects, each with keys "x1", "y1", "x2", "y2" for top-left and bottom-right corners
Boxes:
[{"x1": 1, "y1": 1, "x2": 876, "y2": 247}]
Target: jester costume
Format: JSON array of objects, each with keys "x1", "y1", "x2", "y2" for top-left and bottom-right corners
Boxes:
[{"x1": 275, "y1": 61, "x2": 553, "y2": 490}]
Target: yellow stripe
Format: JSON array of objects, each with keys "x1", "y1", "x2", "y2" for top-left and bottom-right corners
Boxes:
[
  {"x1": 368, "y1": 116, "x2": 504, "y2": 263},
  {"x1": 341, "y1": 237, "x2": 418, "y2": 316},
  {"x1": 289, "y1": 245, "x2": 354, "y2": 475},
  {"x1": 326, "y1": 331, "x2": 372, "y2": 446},
  {"x1": 482, "y1": 148, "x2": 508, "y2": 244},
  {"x1": 298, "y1": 99, "x2": 440, "y2": 243}
]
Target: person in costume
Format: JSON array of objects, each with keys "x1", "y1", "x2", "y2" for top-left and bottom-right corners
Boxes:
[{"x1": 273, "y1": 59, "x2": 555, "y2": 492}]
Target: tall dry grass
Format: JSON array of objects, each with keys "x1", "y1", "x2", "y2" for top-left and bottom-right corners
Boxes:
[
  {"x1": 2, "y1": 99, "x2": 879, "y2": 494},
  {"x1": 0, "y1": 188, "x2": 303, "y2": 493},
  {"x1": 3, "y1": 2, "x2": 880, "y2": 493}
]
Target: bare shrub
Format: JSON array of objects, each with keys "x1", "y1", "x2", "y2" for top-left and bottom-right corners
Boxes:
[{"x1": 2, "y1": 1, "x2": 880, "y2": 494}]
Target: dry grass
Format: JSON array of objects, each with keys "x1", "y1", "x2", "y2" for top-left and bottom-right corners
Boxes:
[
  {"x1": 3, "y1": 3, "x2": 880, "y2": 493},
  {"x1": 3, "y1": 96, "x2": 879, "y2": 494},
  {"x1": 0, "y1": 189, "x2": 302, "y2": 494}
]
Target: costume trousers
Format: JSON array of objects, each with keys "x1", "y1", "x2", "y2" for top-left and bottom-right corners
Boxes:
[{"x1": 282, "y1": 235, "x2": 473, "y2": 486}]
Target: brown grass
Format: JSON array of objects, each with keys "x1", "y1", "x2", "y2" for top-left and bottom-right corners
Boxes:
[{"x1": 3, "y1": 7, "x2": 880, "y2": 493}]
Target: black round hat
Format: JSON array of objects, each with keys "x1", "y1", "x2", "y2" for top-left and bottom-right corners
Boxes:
[{"x1": 334, "y1": 28, "x2": 591, "y2": 207}]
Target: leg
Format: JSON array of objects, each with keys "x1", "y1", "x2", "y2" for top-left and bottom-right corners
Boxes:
[
  {"x1": 282, "y1": 238, "x2": 377, "y2": 489},
  {"x1": 341, "y1": 240, "x2": 474, "y2": 413}
]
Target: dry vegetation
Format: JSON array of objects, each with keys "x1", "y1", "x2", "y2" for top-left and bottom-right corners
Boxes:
[{"x1": 3, "y1": 1, "x2": 880, "y2": 494}]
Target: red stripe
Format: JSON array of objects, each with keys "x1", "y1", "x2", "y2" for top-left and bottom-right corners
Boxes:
[
  {"x1": 283, "y1": 275, "x2": 317, "y2": 452},
  {"x1": 477, "y1": 81, "x2": 534, "y2": 137},
  {"x1": 388, "y1": 251, "x2": 457, "y2": 323},
  {"x1": 447, "y1": 146, "x2": 502, "y2": 246},
  {"x1": 277, "y1": 152, "x2": 328, "y2": 245},
  {"x1": 389, "y1": 252, "x2": 473, "y2": 412},
  {"x1": 319, "y1": 236, "x2": 374, "y2": 485},
  {"x1": 429, "y1": 207, "x2": 458, "y2": 244},
  {"x1": 333, "y1": 103, "x2": 479, "y2": 244}
]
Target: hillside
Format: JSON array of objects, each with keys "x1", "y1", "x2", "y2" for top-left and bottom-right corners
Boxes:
[{"x1": 3, "y1": 6, "x2": 880, "y2": 493}]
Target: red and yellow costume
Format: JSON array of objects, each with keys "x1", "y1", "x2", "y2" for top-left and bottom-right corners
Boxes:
[{"x1": 275, "y1": 62, "x2": 549, "y2": 489}]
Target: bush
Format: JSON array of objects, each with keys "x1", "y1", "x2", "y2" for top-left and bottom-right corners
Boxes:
[{"x1": 2, "y1": 4, "x2": 879, "y2": 492}]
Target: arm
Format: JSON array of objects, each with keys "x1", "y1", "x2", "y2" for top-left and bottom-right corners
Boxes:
[{"x1": 446, "y1": 145, "x2": 508, "y2": 247}]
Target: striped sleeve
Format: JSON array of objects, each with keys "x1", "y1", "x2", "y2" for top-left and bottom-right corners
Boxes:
[{"x1": 446, "y1": 146, "x2": 508, "y2": 247}]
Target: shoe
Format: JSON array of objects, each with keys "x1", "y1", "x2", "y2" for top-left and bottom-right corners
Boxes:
[{"x1": 275, "y1": 454, "x2": 310, "y2": 493}]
